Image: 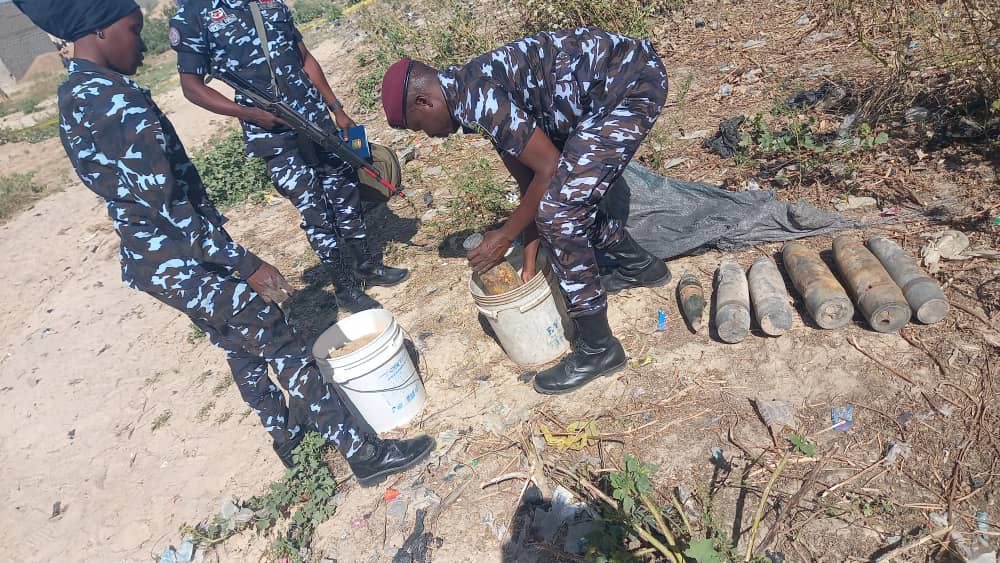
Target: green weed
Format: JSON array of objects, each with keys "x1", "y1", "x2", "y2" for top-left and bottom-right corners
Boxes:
[
  {"x1": 515, "y1": 0, "x2": 684, "y2": 39},
  {"x1": 141, "y1": 5, "x2": 179, "y2": 57},
  {"x1": 292, "y1": 0, "x2": 342, "y2": 24},
  {"x1": 187, "y1": 323, "x2": 207, "y2": 343},
  {"x1": 181, "y1": 433, "x2": 337, "y2": 562},
  {"x1": 192, "y1": 129, "x2": 272, "y2": 208},
  {"x1": 445, "y1": 157, "x2": 516, "y2": 230},
  {"x1": 0, "y1": 173, "x2": 48, "y2": 222},
  {"x1": 0, "y1": 115, "x2": 60, "y2": 145}
]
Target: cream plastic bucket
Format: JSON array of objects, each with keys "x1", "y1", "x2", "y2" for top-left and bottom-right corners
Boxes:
[
  {"x1": 312, "y1": 309, "x2": 425, "y2": 433},
  {"x1": 470, "y1": 252, "x2": 571, "y2": 366}
]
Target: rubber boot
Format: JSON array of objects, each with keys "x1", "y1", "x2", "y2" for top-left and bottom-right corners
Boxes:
[
  {"x1": 601, "y1": 232, "x2": 671, "y2": 294},
  {"x1": 330, "y1": 248, "x2": 382, "y2": 313},
  {"x1": 344, "y1": 238, "x2": 409, "y2": 287},
  {"x1": 348, "y1": 435, "x2": 436, "y2": 487},
  {"x1": 533, "y1": 309, "x2": 626, "y2": 395}
]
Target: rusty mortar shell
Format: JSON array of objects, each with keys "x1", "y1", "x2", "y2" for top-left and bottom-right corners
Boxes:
[
  {"x1": 781, "y1": 242, "x2": 854, "y2": 329},
  {"x1": 832, "y1": 235, "x2": 911, "y2": 333},
  {"x1": 714, "y1": 260, "x2": 751, "y2": 343},
  {"x1": 748, "y1": 256, "x2": 794, "y2": 336},
  {"x1": 676, "y1": 272, "x2": 706, "y2": 332},
  {"x1": 866, "y1": 236, "x2": 949, "y2": 324}
]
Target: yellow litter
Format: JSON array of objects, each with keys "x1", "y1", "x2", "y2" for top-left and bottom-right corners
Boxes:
[{"x1": 540, "y1": 420, "x2": 599, "y2": 451}]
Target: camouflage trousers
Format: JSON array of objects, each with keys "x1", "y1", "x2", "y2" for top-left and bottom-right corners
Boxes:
[
  {"x1": 265, "y1": 148, "x2": 367, "y2": 267},
  {"x1": 144, "y1": 264, "x2": 370, "y2": 461},
  {"x1": 536, "y1": 55, "x2": 668, "y2": 318}
]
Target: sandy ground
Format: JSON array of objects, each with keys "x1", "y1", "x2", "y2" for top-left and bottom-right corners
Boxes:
[{"x1": 1, "y1": 2, "x2": 997, "y2": 562}]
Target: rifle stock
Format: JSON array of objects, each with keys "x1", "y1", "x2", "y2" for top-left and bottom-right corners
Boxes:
[{"x1": 211, "y1": 70, "x2": 403, "y2": 198}]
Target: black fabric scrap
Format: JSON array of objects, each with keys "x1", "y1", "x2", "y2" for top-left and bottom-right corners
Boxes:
[{"x1": 702, "y1": 115, "x2": 745, "y2": 159}]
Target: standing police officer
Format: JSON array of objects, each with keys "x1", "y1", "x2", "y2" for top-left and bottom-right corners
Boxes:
[
  {"x1": 170, "y1": 0, "x2": 407, "y2": 313},
  {"x1": 14, "y1": 0, "x2": 433, "y2": 484},
  {"x1": 381, "y1": 28, "x2": 670, "y2": 395}
]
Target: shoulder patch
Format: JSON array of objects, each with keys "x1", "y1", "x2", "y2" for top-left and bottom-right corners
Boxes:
[{"x1": 168, "y1": 27, "x2": 181, "y2": 47}]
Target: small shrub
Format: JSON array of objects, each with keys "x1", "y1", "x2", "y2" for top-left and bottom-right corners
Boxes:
[
  {"x1": 0, "y1": 173, "x2": 47, "y2": 222},
  {"x1": 446, "y1": 157, "x2": 516, "y2": 230},
  {"x1": 292, "y1": 0, "x2": 342, "y2": 24},
  {"x1": 0, "y1": 115, "x2": 60, "y2": 145},
  {"x1": 515, "y1": 0, "x2": 684, "y2": 39},
  {"x1": 141, "y1": 5, "x2": 179, "y2": 57},
  {"x1": 192, "y1": 129, "x2": 272, "y2": 208},
  {"x1": 181, "y1": 432, "x2": 337, "y2": 562}
]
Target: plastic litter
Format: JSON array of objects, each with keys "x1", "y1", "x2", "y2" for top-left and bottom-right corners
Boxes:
[
  {"x1": 831, "y1": 405, "x2": 854, "y2": 431},
  {"x1": 604, "y1": 163, "x2": 855, "y2": 260},
  {"x1": 702, "y1": 116, "x2": 744, "y2": 158},
  {"x1": 386, "y1": 497, "x2": 408, "y2": 528},
  {"x1": 834, "y1": 195, "x2": 877, "y2": 211},
  {"x1": 976, "y1": 511, "x2": 990, "y2": 545},
  {"x1": 410, "y1": 487, "x2": 441, "y2": 511},
  {"x1": 884, "y1": 442, "x2": 911, "y2": 466},
  {"x1": 384, "y1": 488, "x2": 401, "y2": 502},
  {"x1": 755, "y1": 399, "x2": 794, "y2": 431},
  {"x1": 392, "y1": 509, "x2": 442, "y2": 563},
  {"x1": 351, "y1": 517, "x2": 367, "y2": 529},
  {"x1": 921, "y1": 230, "x2": 971, "y2": 273},
  {"x1": 656, "y1": 309, "x2": 668, "y2": 332},
  {"x1": 159, "y1": 539, "x2": 195, "y2": 563},
  {"x1": 628, "y1": 356, "x2": 654, "y2": 369}
]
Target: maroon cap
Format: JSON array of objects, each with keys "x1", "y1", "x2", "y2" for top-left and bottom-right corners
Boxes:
[{"x1": 381, "y1": 58, "x2": 414, "y2": 129}]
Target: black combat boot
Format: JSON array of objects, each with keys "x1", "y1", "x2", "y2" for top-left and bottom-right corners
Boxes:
[
  {"x1": 348, "y1": 435, "x2": 436, "y2": 487},
  {"x1": 533, "y1": 309, "x2": 626, "y2": 395},
  {"x1": 344, "y1": 238, "x2": 409, "y2": 287},
  {"x1": 601, "y1": 232, "x2": 671, "y2": 294},
  {"x1": 330, "y1": 249, "x2": 382, "y2": 313}
]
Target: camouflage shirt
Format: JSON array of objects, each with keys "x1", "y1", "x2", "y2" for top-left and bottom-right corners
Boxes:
[
  {"x1": 58, "y1": 58, "x2": 262, "y2": 291},
  {"x1": 170, "y1": 0, "x2": 333, "y2": 158},
  {"x1": 440, "y1": 27, "x2": 662, "y2": 157}
]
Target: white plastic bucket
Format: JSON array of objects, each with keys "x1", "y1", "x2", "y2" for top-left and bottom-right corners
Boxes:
[
  {"x1": 312, "y1": 309, "x2": 425, "y2": 434},
  {"x1": 470, "y1": 251, "x2": 571, "y2": 366}
]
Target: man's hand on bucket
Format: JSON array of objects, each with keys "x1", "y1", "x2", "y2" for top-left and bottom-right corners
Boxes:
[
  {"x1": 468, "y1": 229, "x2": 513, "y2": 273},
  {"x1": 247, "y1": 261, "x2": 297, "y2": 304}
]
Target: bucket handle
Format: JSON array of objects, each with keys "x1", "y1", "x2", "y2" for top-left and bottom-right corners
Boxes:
[
  {"x1": 339, "y1": 372, "x2": 421, "y2": 394},
  {"x1": 475, "y1": 285, "x2": 553, "y2": 320}
]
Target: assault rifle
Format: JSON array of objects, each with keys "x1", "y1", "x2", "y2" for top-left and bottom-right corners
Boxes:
[{"x1": 211, "y1": 69, "x2": 403, "y2": 198}]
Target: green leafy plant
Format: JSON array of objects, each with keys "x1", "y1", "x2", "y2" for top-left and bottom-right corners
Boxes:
[
  {"x1": 192, "y1": 129, "x2": 272, "y2": 208},
  {"x1": 787, "y1": 433, "x2": 816, "y2": 457},
  {"x1": 187, "y1": 323, "x2": 207, "y2": 343},
  {"x1": 181, "y1": 433, "x2": 337, "y2": 563},
  {"x1": 684, "y1": 538, "x2": 724, "y2": 563},
  {"x1": 609, "y1": 455, "x2": 657, "y2": 518},
  {"x1": 292, "y1": 0, "x2": 343, "y2": 24},
  {"x1": 857, "y1": 122, "x2": 890, "y2": 149}
]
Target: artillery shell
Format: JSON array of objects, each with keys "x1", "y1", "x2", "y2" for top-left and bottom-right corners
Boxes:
[
  {"x1": 748, "y1": 256, "x2": 794, "y2": 336},
  {"x1": 714, "y1": 260, "x2": 751, "y2": 343},
  {"x1": 781, "y1": 242, "x2": 854, "y2": 329},
  {"x1": 832, "y1": 235, "x2": 911, "y2": 333},
  {"x1": 866, "y1": 236, "x2": 949, "y2": 324},
  {"x1": 677, "y1": 272, "x2": 706, "y2": 332}
]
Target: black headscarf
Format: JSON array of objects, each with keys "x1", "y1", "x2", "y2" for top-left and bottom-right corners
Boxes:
[{"x1": 13, "y1": 0, "x2": 140, "y2": 42}]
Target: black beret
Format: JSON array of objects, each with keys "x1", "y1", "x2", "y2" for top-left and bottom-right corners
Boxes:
[{"x1": 13, "y1": 0, "x2": 140, "y2": 42}]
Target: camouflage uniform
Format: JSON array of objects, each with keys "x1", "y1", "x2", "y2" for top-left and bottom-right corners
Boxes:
[
  {"x1": 58, "y1": 58, "x2": 369, "y2": 461},
  {"x1": 440, "y1": 27, "x2": 667, "y2": 317},
  {"x1": 170, "y1": 0, "x2": 366, "y2": 269}
]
